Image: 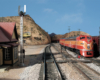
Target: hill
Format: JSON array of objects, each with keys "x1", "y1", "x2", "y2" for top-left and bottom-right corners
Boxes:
[
  {"x1": 0, "y1": 15, "x2": 51, "y2": 45},
  {"x1": 49, "y1": 33, "x2": 56, "y2": 37},
  {"x1": 51, "y1": 31, "x2": 90, "y2": 41},
  {"x1": 63, "y1": 31, "x2": 90, "y2": 38}
]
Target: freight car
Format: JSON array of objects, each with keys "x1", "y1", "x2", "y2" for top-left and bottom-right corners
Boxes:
[
  {"x1": 92, "y1": 36, "x2": 100, "y2": 57},
  {"x1": 59, "y1": 35, "x2": 93, "y2": 57},
  {"x1": 51, "y1": 39, "x2": 59, "y2": 43}
]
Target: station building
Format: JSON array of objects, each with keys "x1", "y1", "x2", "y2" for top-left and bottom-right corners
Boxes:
[{"x1": 0, "y1": 22, "x2": 19, "y2": 66}]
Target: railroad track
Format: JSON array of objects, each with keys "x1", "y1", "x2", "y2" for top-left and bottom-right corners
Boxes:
[
  {"x1": 84, "y1": 57, "x2": 100, "y2": 66},
  {"x1": 61, "y1": 44, "x2": 100, "y2": 67},
  {"x1": 57, "y1": 42, "x2": 100, "y2": 67},
  {"x1": 52, "y1": 43, "x2": 100, "y2": 80},
  {"x1": 39, "y1": 45, "x2": 64, "y2": 80}
]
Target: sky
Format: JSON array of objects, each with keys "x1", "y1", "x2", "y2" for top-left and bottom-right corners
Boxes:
[{"x1": 0, "y1": 0, "x2": 100, "y2": 36}]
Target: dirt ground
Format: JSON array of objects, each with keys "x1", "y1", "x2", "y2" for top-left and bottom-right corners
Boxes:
[{"x1": 0, "y1": 45, "x2": 47, "y2": 80}]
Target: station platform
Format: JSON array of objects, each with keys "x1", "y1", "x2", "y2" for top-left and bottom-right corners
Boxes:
[{"x1": 0, "y1": 45, "x2": 47, "y2": 80}]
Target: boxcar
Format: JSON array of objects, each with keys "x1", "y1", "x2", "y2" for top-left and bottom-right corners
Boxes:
[{"x1": 92, "y1": 36, "x2": 100, "y2": 57}]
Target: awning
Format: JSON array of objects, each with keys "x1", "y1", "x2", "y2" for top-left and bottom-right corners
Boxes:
[
  {"x1": 7, "y1": 43, "x2": 19, "y2": 46},
  {"x1": 0, "y1": 44, "x2": 11, "y2": 48}
]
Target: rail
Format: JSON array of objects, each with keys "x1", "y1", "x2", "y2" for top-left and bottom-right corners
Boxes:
[
  {"x1": 43, "y1": 45, "x2": 63, "y2": 80},
  {"x1": 52, "y1": 43, "x2": 100, "y2": 80}
]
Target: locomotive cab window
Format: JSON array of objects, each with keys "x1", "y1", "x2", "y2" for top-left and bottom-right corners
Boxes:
[
  {"x1": 80, "y1": 37, "x2": 85, "y2": 39},
  {"x1": 87, "y1": 37, "x2": 91, "y2": 39}
]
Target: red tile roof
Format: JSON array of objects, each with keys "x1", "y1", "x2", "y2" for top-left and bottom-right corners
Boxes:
[
  {"x1": 0, "y1": 27, "x2": 10, "y2": 42},
  {"x1": 0, "y1": 22, "x2": 18, "y2": 43}
]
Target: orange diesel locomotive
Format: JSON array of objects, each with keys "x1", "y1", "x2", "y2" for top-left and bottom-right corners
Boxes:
[{"x1": 60, "y1": 35, "x2": 93, "y2": 57}]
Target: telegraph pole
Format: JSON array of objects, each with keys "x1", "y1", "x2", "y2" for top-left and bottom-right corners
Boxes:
[
  {"x1": 31, "y1": 27, "x2": 33, "y2": 41},
  {"x1": 18, "y1": 5, "x2": 26, "y2": 66},
  {"x1": 73, "y1": 32, "x2": 75, "y2": 37},
  {"x1": 2, "y1": 17, "x2": 3, "y2": 22},
  {"x1": 68, "y1": 26, "x2": 70, "y2": 38}
]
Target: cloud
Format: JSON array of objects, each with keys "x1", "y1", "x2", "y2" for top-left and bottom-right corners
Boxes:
[
  {"x1": 44, "y1": 8, "x2": 53, "y2": 13},
  {"x1": 68, "y1": 0, "x2": 85, "y2": 12},
  {"x1": 69, "y1": 0, "x2": 84, "y2": 3},
  {"x1": 56, "y1": 13, "x2": 83, "y2": 23},
  {"x1": 44, "y1": 8, "x2": 57, "y2": 14},
  {"x1": 37, "y1": 0, "x2": 47, "y2": 3},
  {"x1": 77, "y1": 0, "x2": 85, "y2": 10}
]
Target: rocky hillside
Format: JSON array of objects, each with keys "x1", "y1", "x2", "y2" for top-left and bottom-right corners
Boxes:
[
  {"x1": 0, "y1": 15, "x2": 51, "y2": 45},
  {"x1": 63, "y1": 31, "x2": 90, "y2": 38},
  {"x1": 51, "y1": 31, "x2": 90, "y2": 41}
]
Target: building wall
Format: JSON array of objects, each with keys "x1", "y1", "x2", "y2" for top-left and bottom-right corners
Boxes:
[
  {"x1": 13, "y1": 47, "x2": 18, "y2": 64},
  {"x1": 0, "y1": 48, "x2": 3, "y2": 65},
  {"x1": 4, "y1": 60, "x2": 12, "y2": 64},
  {"x1": 12, "y1": 31, "x2": 16, "y2": 39}
]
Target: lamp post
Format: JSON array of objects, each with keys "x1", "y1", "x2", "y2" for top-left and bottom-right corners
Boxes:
[{"x1": 18, "y1": 5, "x2": 26, "y2": 66}]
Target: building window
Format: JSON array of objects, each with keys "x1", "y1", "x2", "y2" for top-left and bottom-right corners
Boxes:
[
  {"x1": 5, "y1": 48, "x2": 11, "y2": 60},
  {"x1": 14, "y1": 47, "x2": 18, "y2": 59}
]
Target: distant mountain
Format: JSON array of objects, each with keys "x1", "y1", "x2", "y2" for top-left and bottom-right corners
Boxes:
[
  {"x1": 51, "y1": 35, "x2": 64, "y2": 40},
  {"x1": 51, "y1": 31, "x2": 90, "y2": 41},
  {"x1": 0, "y1": 15, "x2": 51, "y2": 45},
  {"x1": 49, "y1": 33, "x2": 56, "y2": 37},
  {"x1": 63, "y1": 31, "x2": 90, "y2": 38}
]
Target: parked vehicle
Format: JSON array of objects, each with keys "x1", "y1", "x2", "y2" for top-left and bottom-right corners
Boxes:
[{"x1": 59, "y1": 35, "x2": 93, "y2": 57}]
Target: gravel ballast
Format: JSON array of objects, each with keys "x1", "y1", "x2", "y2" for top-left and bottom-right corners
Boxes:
[
  {"x1": 20, "y1": 64, "x2": 41, "y2": 80},
  {"x1": 66, "y1": 49, "x2": 100, "y2": 74},
  {"x1": 19, "y1": 47, "x2": 45, "y2": 80},
  {"x1": 86, "y1": 63, "x2": 100, "y2": 74},
  {"x1": 51, "y1": 46, "x2": 88, "y2": 80}
]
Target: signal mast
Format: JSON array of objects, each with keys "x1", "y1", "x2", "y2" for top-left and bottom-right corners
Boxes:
[
  {"x1": 18, "y1": 5, "x2": 26, "y2": 66},
  {"x1": 99, "y1": 27, "x2": 100, "y2": 56}
]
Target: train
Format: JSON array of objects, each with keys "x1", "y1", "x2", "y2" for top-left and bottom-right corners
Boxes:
[
  {"x1": 59, "y1": 35, "x2": 94, "y2": 57},
  {"x1": 92, "y1": 36, "x2": 100, "y2": 57}
]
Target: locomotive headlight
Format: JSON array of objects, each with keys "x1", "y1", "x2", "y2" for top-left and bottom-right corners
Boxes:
[
  {"x1": 87, "y1": 44, "x2": 90, "y2": 49},
  {"x1": 87, "y1": 46, "x2": 90, "y2": 49}
]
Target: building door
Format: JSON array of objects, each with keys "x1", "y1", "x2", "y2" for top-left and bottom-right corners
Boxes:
[
  {"x1": 0, "y1": 47, "x2": 3, "y2": 66},
  {"x1": 3, "y1": 47, "x2": 12, "y2": 65}
]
